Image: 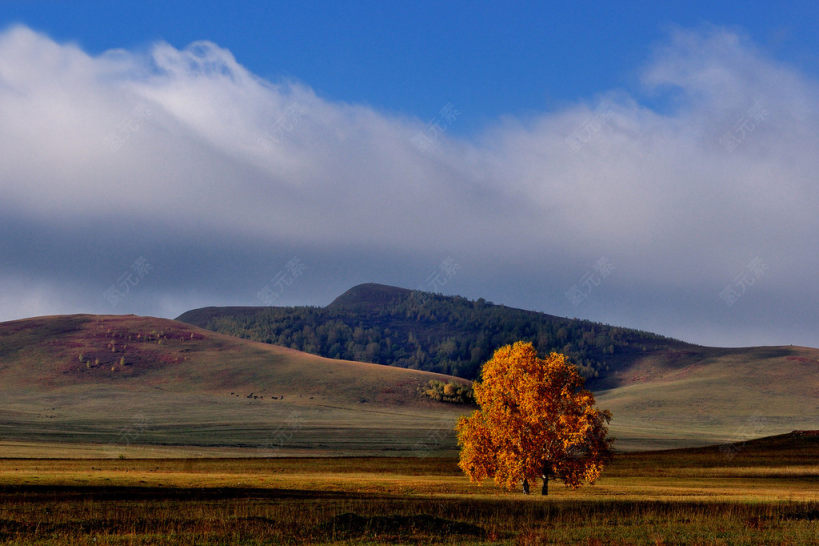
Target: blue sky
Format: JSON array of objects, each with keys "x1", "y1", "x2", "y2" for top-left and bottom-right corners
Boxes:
[
  {"x1": 1, "y1": 2, "x2": 818, "y2": 348},
  {"x1": 4, "y1": 1, "x2": 818, "y2": 132}
]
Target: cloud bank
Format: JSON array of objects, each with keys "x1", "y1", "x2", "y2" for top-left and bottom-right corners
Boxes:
[{"x1": 1, "y1": 24, "x2": 817, "y2": 347}]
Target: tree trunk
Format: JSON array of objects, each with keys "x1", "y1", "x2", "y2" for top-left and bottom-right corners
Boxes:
[
  {"x1": 541, "y1": 461, "x2": 551, "y2": 496},
  {"x1": 522, "y1": 478, "x2": 530, "y2": 495}
]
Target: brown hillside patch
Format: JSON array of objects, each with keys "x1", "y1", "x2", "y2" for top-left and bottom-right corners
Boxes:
[
  {"x1": 786, "y1": 356, "x2": 819, "y2": 364},
  {"x1": 27, "y1": 316, "x2": 211, "y2": 382}
]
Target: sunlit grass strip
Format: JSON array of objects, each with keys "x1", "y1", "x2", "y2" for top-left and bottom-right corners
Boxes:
[{"x1": 0, "y1": 450, "x2": 816, "y2": 543}]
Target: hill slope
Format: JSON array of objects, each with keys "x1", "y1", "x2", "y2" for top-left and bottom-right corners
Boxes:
[
  {"x1": 176, "y1": 283, "x2": 819, "y2": 450},
  {"x1": 593, "y1": 345, "x2": 819, "y2": 449},
  {"x1": 178, "y1": 282, "x2": 692, "y2": 385},
  {"x1": 0, "y1": 314, "x2": 469, "y2": 455},
  {"x1": 2, "y1": 312, "x2": 817, "y2": 453}
]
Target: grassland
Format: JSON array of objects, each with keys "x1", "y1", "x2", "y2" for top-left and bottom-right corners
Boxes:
[
  {"x1": 2, "y1": 314, "x2": 818, "y2": 454},
  {"x1": 0, "y1": 433, "x2": 816, "y2": 544},
  {"x1": 1, "y1": 313, "x2": 817, "y2": 543},
  {"x1": 0, "y1": 314, "x2": 469, "y2": 456},
  {"x1": 596, "y1": 345, "x2": 819, "y2": 449}
]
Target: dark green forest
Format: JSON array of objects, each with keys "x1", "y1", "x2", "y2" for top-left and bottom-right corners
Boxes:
[{"x1": 177, "y1": 284, "x2": 692, "y2": 383}]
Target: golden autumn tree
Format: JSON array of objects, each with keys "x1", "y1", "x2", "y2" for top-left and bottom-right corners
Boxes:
[{"x1": 456, "y1": 341, "x2": 613, "y2": 495}]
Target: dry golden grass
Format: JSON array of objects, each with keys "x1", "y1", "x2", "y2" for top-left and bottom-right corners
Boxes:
[
  {"x1": 1, "y1": 456, "x2": 816, "y2": 503},
  {"x1": 0, "y1": 442, "x2": 816, "y2": 544}
]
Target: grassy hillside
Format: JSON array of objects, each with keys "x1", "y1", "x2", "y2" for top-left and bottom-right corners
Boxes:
[
  {"x1": 0, "y1": 314, "x2": 470, "y2": 455},
  {"x1": 596, "y1": 346, "x2": 819, "y2": 449},
  {"x1": 2, "y1": 313, "x2": 817, "y2": 454},
  {"x1": 175, "y1": 284, "x2": 819, "y2": 450},
  {"x1": 177, "y1": 282, "x2": 691, "y2": 383}
]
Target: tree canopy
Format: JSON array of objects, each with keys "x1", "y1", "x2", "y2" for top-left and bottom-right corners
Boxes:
[{"x1": 456, "y1": 342, "x2": 613, "y2": 495}]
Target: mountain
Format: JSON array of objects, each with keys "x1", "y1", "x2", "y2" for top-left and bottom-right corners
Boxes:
[
  {"x1": 177, "y1": 283, "x2": 693, "y2": 386},
  {"x1": 329, "y1": 283, "x2": 414, "y2": 311},
  {"x1": 174, "y1": 284, "x2": 819, "y2": 450},
  {"x1": 0, "y1": 314, "x2": 470, "y2": 455}
]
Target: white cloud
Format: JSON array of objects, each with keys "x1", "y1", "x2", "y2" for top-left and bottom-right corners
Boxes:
[{"x1": 0, "y1": 24, "x2": 817, "y2": 347}]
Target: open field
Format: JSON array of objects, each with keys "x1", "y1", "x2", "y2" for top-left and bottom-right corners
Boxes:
[
  {"x1": 0, "y1": 433, "x2": 816, "y2": 544},
  {"x1": 2, "y1": 314, "x2": 818, "y2": 454},
  {"x1": 0, "y1": 314, "x2": 468, "y2": 456}
]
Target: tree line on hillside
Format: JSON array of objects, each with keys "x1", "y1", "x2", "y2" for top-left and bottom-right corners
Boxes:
[{"x1": 183, "y1": 290, "x2": 685, "y2": 381}]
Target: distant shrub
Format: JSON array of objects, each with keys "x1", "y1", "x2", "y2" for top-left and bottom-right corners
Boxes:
[{"x1": 421, "y1": 380, "x2": 474, "y2": 404}]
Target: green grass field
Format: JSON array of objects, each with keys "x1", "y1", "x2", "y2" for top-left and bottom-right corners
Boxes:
[{"x1": 0, "y1": 433, "x2": 816, "y2": 544}]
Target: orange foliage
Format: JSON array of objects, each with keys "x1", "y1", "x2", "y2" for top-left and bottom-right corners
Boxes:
[{"x1": 456, "y1": 341, "x2": 612, "y2": 492}]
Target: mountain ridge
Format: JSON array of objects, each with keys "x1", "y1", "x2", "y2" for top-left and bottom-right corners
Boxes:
[
  {"x1": 177, "y1": 282, "x2": 700, "y2": 386},
  {"x1": 328, "y1": 283, "x2": 414, "y2": 311}
]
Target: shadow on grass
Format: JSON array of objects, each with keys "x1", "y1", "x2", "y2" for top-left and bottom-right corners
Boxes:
[
  {"x1": 1, "y1": 484, "x2": 816, "y2": 543},
  {"x1": 317, "y1": 512, "x2": 487, "y2": 540},
  {"x1": 0, "y1": 484, "x2": 392, "y2": 502}
]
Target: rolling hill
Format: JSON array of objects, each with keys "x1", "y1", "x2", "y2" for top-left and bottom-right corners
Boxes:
[
  {"x1": 2, "y1": 309, "x2": 817, "y2": 454},
  {"x1": 177, "y1": 282, "x2": 692, "y2": 385},
  {"x1": 0, "y1": 314, "x2": 470, "y2": 456},
  {"x1": 177, "y1": 283, "x2": 819, "y2": 450},
  {"x1": 594, "y1": 345, "x2": 819, "y2": 449}
]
